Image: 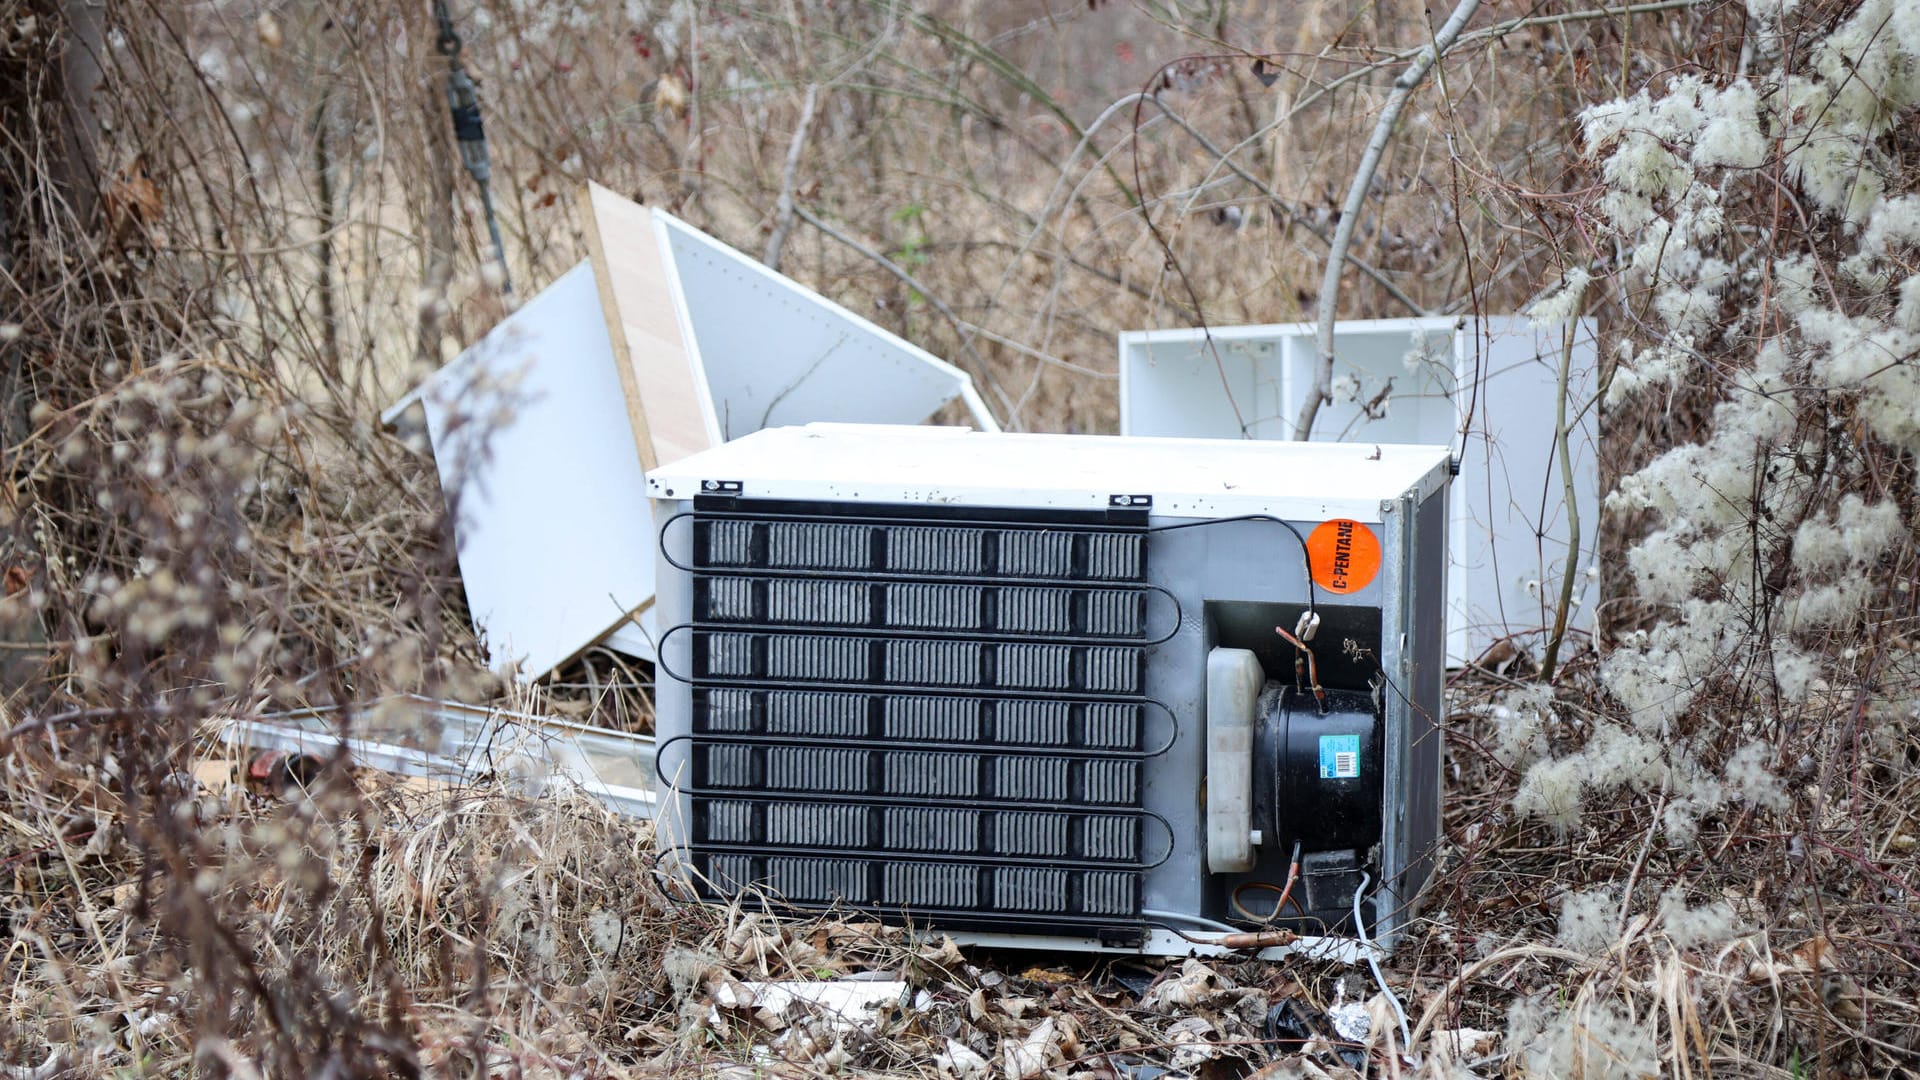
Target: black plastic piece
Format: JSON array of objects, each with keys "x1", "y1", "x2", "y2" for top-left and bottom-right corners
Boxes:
[
  {"x1": 690, "y1": 494, "x2": 1150, "y2": 529},
  {"x1": 1268, "y1": 686, "x2": 1384, "y2": 854},
  {"x1": 1209, "y1": 601, "x2": 1382, "y2": 693},
  {"x1": 1265, "y1": 999, "x2": 1367, "y2": 1071},
  {"x1": 1300, "y1": 849, "x2": 1365, "y2": 912},
  {"x1": 683, "y1": 498, "x2": 1155, "y2": 929}
]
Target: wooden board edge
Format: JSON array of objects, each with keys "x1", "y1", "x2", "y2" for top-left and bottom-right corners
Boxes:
[{"x1": 580, "y1": 180, "x2": 662, "y2": 475}]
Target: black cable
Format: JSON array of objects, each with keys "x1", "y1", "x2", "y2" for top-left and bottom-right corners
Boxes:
[
  {"x1": 431, "y1": 0, "x2": 512, "y2": 293},
  {"x1": 1146, "y1": 514, "x2": 1319, "y2": 619}
]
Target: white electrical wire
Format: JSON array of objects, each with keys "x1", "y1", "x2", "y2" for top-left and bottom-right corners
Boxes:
[
  {"x1": 1353, "y1": 872, "x2": 1412, "y2": 1051},
  {"x1": 1142, "y1": 909, "x2": 1242, "y2": 935}
]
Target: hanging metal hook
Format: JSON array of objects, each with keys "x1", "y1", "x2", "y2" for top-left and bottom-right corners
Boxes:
[{"x1": 431, "y1": 0, "x2": 512, "y2": 293}]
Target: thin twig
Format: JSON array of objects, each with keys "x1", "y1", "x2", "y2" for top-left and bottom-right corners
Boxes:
[
  {"x1": 1407, "y1": 945, "x2": 1594, "y2": 1048},
  {"x1": 1148, "y1": 97, "x2": 1427, "y2": 318},
  {"x1": 1540, "y1": 316, "x2": 1584, "y2": 682},
  {"x1": 793, "y1": 204, "x2": 1012, "y2": 417}
]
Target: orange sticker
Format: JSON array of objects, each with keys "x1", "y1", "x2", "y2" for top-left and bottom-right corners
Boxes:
[{"x1": 1306, "y1": 519, "x2": 1381, "y2": 594}]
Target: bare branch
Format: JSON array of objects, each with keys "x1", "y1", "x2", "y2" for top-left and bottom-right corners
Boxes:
[
  {"x1": 793, "y1": 204, "x2": 1014, "y2": 418},
  {"x1": 1540, "y1": 318, "x2": 1583, "y2": 683},
  {"x1": 762, "y1": 84, "x2": 820, "y2": 273},
  {"x1": 1148, "y1": 97, "x2": 1428, "y2": 319},
  {"x1": 1298, "y1": 0, "x2": 1483, "y2": 441}
]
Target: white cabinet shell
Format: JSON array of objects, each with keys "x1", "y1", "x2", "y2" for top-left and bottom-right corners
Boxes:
[
  {"x1": 1117, "y1": 316, "x2": 1599, "y2": 666},
  {"x1": 387, "y1": 184, "x2": 997, "y2": 679}
]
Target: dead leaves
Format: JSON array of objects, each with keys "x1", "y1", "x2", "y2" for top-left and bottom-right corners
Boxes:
[
  {"x1": 1001, "y1": 1015, "x2": 1067, "y2": 1079},
  {"x1": 103, "y1": 159, "x2": 163, "y2": 240},
  {"x1": 1141, "y1": 959, "x2": 1269, "y2": 1027},
  {"x1": 1747, "y1": 934, "x2": 1868, "y2": 1025},
  {"x1": 1245, "y1": 1058, "x2": 1353, "y2": 1080},
  {"x1": 673, "y1": 940, "x2": 1506, "y2": 1080},
  {"x1": 1423, "y1": 1027, "x2": 1498, "y2": 1068}
]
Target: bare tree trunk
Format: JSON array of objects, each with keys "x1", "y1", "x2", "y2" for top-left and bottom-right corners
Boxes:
[
  {"x1": 2, "y1": 0, "x2": 104, "y2": 694},
  {"x1": 1539, "y1": 320, "x2": 1583, "y2": 682},
  {"x1": 313, "y1": 79, "x2": 342, "y2": 380},
  {"x1": 56, "y1": 0, "x2": 106, "y2": 221}
]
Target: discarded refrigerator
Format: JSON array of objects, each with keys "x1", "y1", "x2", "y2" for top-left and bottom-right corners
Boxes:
[{"x1": 648, "y1": 424, "x2": 1449, "y2": 957}]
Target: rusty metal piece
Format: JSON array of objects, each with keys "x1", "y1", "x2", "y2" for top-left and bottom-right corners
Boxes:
[
  {"x1": 244, "y1": 750, "x2": 323, "y2": 795},
  {"x1": 1215, "y1": 930, "x2": 1298, "y2": 950}
]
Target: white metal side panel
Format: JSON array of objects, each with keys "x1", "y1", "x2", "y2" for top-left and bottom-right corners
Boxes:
[
  {"x1": 388, "y1": 202, "x2": 1011, "y2": 678},
  {"x1": 413, "y1": 262, "x2": 658, "y2": 676},
  {"x1": 1279, "y1": 323, "x2": 1458, "y2": 445},
  {"x1": 655, "y1": 212, "x2": 999, "y2": 438},
  {"x1": 646, "y1": 212, "x2": 726, "y2": 458},
  {"x1": 647, "y1": 424, "x2": 1451, "y2": 523},
  {"x1": 1450, "y1": 317, "x2": 1600, "y2": 663}
]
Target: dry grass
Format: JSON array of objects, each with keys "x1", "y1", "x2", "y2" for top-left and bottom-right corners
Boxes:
[
  {"x1": 1408, "y1": 662, "x2": 1920, "y2": 1076},
  {"x1": 0, "y1": 757, "x2": 1383, "y2": 1076}
]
